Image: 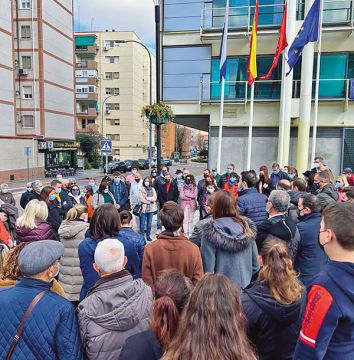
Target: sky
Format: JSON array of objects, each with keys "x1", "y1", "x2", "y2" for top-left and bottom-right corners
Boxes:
[{"x1": 74, "y1": 0, "x2": 156, "y2": 50}]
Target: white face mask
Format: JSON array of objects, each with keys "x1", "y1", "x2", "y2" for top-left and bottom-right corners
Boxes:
[
  {"x1": 313, "y1": 163, "x2": 320, "y2": 169},
  {"x1": 0, "y1": 214, "x2": 8, "y2": 222},
  {"x1": 144, "y1": 182, "x2": 150, "y2": 187},
  {"x1": 132, "y1": 169, "x2": 137, "y2": 174},
  {"x1": 52, "y1": 263, "x2": 60, "y2": 278}
]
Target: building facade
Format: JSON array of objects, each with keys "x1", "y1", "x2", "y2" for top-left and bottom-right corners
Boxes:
[
  {"x1": 0, "y1": 0, "x2": 76, "y2": 181},
  {"x1": 161, "y1": 0, "x2": 354, "y2": 174},
  {"x1": 74, "y1": 30, "x2": 154, "y2": 161}
]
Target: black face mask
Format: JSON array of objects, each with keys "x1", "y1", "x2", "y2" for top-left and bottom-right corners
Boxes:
[
  {"x1": 317, "y1": 234, "x2": 325, "y2": 252},
  {"x1": 185, "y1": 179, "x2": 192, "y2": 185},
  {"x1": 313, "y1": 183, "x2": 320, "y2": 192},
  {"x1": 135, "y1": 178, "x2": 140, "y2": 183}
]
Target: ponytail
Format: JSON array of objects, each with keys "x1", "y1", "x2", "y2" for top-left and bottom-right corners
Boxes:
[
  {"x1": 259, "y1": 239, "x2": 303, "y2": 305},
  {"x1": 150, "y1": 296, "x2": 180, "y2": 348},
  {"x1": 65, "y1": 204, "x2": 88, "y2": 221}
]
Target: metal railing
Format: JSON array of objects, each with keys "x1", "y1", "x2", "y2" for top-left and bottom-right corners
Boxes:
[
  {"x1": 200, "y1": 75, "x2": 354, "y2": 103},
  {"x1": 201, "y1": 0, "x2": 354, "y2": 32}
]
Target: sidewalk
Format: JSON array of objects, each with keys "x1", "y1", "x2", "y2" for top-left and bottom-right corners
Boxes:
[{"x1": 7, "y1": 169, "x2": 103, "y2": 192}]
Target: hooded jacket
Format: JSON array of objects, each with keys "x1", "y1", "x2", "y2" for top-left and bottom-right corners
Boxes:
[
  {"x1": 294, "y1": 261, "x2": 354, "y2": 360},
  {"x1": 238, "y1": 188, "x2": 268, "y2": 225},
  {"x1": 77, "y1": 270, "x2": 152, "y2": 360},
  {"x1": 16, "y1": 219, "x2": 58, "y2": 243},
  {"x1": 58, "y1": 219, "x2": 89, "y2": 301},
  {"x1": 201, "y1": 217, "x2": 259, "y2": 289},
  {"x1": 316, "y1": 184, "x2": 339, "y2": 210},
  {"x1": 242, "y1": 281, "x2": 306, "y2": 360}
]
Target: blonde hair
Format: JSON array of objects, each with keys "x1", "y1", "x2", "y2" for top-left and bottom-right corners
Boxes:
[
  {"x1": 16, "y1": 200, "x2": 48, "y2": 229},
  {"x1": 336, "y1": 175, "x2": 349, "y2": 188},
  {"x1": 0, "y1": 183, "x2": 8, "y2": 190},
  {"x1": 259, "y1": 239, "x2": 304, "y2": 305},
  {"x1": 65, "y1": 204, "x2": 88, "y2": 221}
]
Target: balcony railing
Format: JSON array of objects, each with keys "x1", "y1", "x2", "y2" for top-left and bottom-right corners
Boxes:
[
  {"x1": 76, "y1": 93, "x2": 98, "y2": 101},
  {"x1": 201, "y1": 0, "x2": 354, "y2": 33},
  {"x1": 200, "y1": 75, "x2": 354, "y2": 103},
  {"x1": 75, "y1": 77, "x2": 98, "y2": 85},
  {"x1": 77, "y1": 124, "x2": 99, "y2": 134},
  {"x1": 76, "y1": 107, "x2": 98, "y2": 117},
  {"x1": 75, "y1": 45, "x2": 98, "y2": 55},
  {"x1": 75, "y1": 60, "x2": 98, "y2": 69}
]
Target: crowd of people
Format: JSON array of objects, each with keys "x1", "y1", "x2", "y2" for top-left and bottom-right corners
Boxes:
[{"x1": 0, "y1": 157, "x2": 353, "y2": 359}]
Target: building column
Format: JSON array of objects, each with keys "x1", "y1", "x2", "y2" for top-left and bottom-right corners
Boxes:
[
  {"x1": 278, "y1": 0, "x2": 297, "y2": 166},
  {"x1": 296, "y1": 0, "x2": 315, "y2": 174}
]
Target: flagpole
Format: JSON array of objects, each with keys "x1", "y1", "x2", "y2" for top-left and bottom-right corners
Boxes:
[
  {"x1": 279, "y1": 54, "x2": 287, "y2": 167},
  {"x1": 247, "y1": 82, "x2": 255, "y2": 170},
  {"x1": 311, "y1": 0, "x2": 324, "y2": 163},
  {"x1": 217, "y1": 77, "x2": 225, "y2": 174}
]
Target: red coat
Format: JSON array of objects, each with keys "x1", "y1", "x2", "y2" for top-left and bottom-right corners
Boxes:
[
  {"x1": 0, "y1": 221, "x2": 11, "y2": 246},
  {"x1": 223, "y1": 182, "x2": 239, "y2": 201}
]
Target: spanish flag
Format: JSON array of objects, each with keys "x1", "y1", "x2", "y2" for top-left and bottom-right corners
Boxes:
[{"x1": 248, "y1": 0, "x2": 259, "y2": 85}]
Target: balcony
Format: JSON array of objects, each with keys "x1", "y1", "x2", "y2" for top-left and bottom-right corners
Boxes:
[
  {"x1": 75, "y1": 45, "x2": 98, "y2": 56},
  {"x1": 76, "y1": 93, "x2": 98, "y2": 101},
  {"x1": 75, "y1": 77, "x2": 98, "y2": 86},
  {"x1": 77, "y1": 124, "x2": 100, "y2": 135},
  {"x1": 75, "y1": 60, "x2": 98, "y2": 69},
  {"x1": 200, "y1": 75, "x2": 354, "y2": 104},
  {"x1": 201, "y1": 0, "x2": 354, "y2": 37},
  {"x1": 76, "y1": 107, "x2": 98, "y2": 117}
]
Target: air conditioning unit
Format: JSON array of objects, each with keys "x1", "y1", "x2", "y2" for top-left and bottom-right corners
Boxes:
[
  {"x1": 18, "y1": 68, "x2": 29, "y2": 76},
  {"x1": 105, "y1": 110, "x2": 111, "y2": 114},
  {"x1": 104, "y1": 45, "x2": 110, "y2": 51}
]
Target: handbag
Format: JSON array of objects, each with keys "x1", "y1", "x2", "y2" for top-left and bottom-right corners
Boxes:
[
  {"x1": 6, "y1": 290, "x2": 47, "y2": 360},
  {"x1": 133, "y1": 204, "x2": 143, "y2": 217}
]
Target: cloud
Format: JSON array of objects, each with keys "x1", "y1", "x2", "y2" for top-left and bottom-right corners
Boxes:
[{"x1": 74, "y1": 0, "x2": 156, "y2": 47}]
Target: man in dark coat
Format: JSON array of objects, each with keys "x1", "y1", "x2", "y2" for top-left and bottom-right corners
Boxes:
[
  {"x1": 156, "y1": 173, "x2": 179, "y2": 208},
  {"x1": 294, "y1": 193, "x2": 328, "y2": 286},
  {"x1": 217, "y1": 162, "x2": 236, "y2": 188},
  {"x1": 238, "y1": 171, "x2": 267, "y2": 226},
  {"x1": 28, "y1": 180, "x2": 43, "y2": 202},
  {"x1": 314, "y1": 171, "x2": 338, "y2": 210},
  {"x1": 0, "y1": 240, "x2": 82, "y2": 359},
  {"x1": 109, "y1": 172, "x2": 130, "y2": 212},
  {"x1": 270, "y1": 162, "x2": 289, "y2": 190},
  {"x1": 256, "y1": 190, "x2": 300, "y2": 260},
  {"x1": 20, "y1": 182, "x2": 33, "y2": 209}
]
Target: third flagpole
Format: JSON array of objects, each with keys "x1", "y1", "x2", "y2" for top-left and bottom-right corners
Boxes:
[
  {"x1": 247, "y1": 82, "x2": 255, "y2": 170},
  {"x1": 217, "y1": 77, "x2": 225, "y2": 173},
  {"x1": 311, "y1": 0, "x2": 324, "y2": 162}
]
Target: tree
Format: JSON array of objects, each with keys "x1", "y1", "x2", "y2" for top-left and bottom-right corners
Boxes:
[
  {"x1": 176, "y1": 126, "x2": 186, "y2": 155},
  {"x1": 76, "y1": 133, "x2": 100, "y2": 168}
]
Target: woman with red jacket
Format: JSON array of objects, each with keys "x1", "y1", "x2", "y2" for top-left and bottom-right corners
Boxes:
[
  {"x1": 223, "y1": 172, "x2": 239, "y2": 201},
  {"x1": 0, "y1": 212, "x2": 13, "y2": 248}
]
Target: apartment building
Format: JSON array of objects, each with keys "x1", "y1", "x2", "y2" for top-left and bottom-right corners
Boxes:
[
  {"x1": 74, "y1": 30, "x2": 154, "y2": 161},
  {"x1": 0, "y1": 0, "x2": 76, "y2": 181},
  {"x1": 161, "y1": 0, "x2": 354, "y2": 174}
]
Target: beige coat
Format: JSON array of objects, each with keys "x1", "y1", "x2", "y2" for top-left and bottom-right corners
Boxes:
[
  {"x1": 58, "y1": 219, "x2": 89, "y2": 301},
  {"x1": 138, "y1": 186, "x2": 157, "y2": 214}
]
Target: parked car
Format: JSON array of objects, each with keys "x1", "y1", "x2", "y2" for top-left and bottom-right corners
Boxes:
[
  {"x1": 105, "y1": 161, "x2": 127, "y2": 174},
  {"x1": 137, "y1": 159, "x2": 149, "y2": 170},
  {"x1": 163, "y1": 158, "x2": 172, "y2": 167},
  {"x1": 125, "y1": 160, "x2": 140, "y2": 171}
]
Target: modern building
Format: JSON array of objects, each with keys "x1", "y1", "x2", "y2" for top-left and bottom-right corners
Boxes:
[
  {"x1": 161, "y1": 0, "x2": 354, "y2": 174},
  {"x1": 0, "y1": 0, "x2": 76, "y2": 181},
  {"x1": 74, "y1": 30, "x2": 155, "y2": 161}
]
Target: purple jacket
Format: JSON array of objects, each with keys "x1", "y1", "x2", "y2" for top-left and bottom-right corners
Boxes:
[
  {"x1": 179, "y1": 185, "x2": 198, "y2": 212},
  {"x1": 16, "y1": 219, "x2": 58, "y2": 243}
]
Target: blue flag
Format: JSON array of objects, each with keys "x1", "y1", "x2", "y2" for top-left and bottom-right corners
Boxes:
[
  {"x1": 219, "y1": 0, "x2": 229, "y2": 81},
  {"x1": 287, "y1": 0, "x2": 320, "y2": 75}
]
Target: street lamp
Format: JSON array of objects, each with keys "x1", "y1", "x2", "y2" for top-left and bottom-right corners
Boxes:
[
  {"x1": 118, "y1": 39, "x2": 153, "y2": 170},
  {"x1": 101, "y1": 94, "x2": 118, "y2": 171}
]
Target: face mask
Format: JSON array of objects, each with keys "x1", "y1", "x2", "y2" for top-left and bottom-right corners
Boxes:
[
  {"x1": 230, "y1": 177, "x2": 236, "y2": 184},
  {"x1": 212, "y1": 171, "x2": 217, "y2": 177},
  {"x1": 239, "y1": 183, "x2": 243, "y2": 191},
  {"x1": 2, "y1": 189, "x2": 8, "y2": 194},
  {"x1": 135, "y1": 178, "x2": 141, "y2": 183},
  {"x1": 89, "y1": 181, "x2": 95, "y2": 186},
  {"x1": 207, "y1": 188, "x2": 214, "y2": 194},
  {"x1": 144, "y1": 181, "x2": 150, "y2": 187},
  {"x1": 27, "y1": 187, "x2": 32, "y2": 192},
  {"x1": 120, "y1": 178, "x2": 125, "y2": 183},
  {"x1": 176, "y1": 174, "x2": 182, "y2": 179},
  {"x1": 114, "y1": 178, "x2": 120, "y2": 184},
  {"x1": 83, "y1": 189, "x2": 87, "y2": 194},
  {"x1": 49, "y1": 194, "x2": 56, "y2": 201},
  {"x1": 38, "y1": 186, "x2": 44, "y2": 193},
  {"x1": 55, "y1": 188, "x2": 62, "y2": 194},
  {"x1": 313, "y1": 163, "x2": 320, "y2": 169},
  {"x1": 288, "y1": 174, "x2": 295, "y2": 180},
  {"x1": 151, "y1": 172, "x2": 157, "y2": 177},
  {"x1": 162, "y1": 170, "x2": 167, "y2": 176},
  {"x1": 132, "y1": 169, "x2": 137, "y2": 174},
  {"x1": 165, "y1": 178, "x2": 171, "y2": 183},
  {"x1": 317, "y1": 235, "x2": 326, "y2": 252},
  {"x1": 272, "y1": 170, "x2": 280, "y2": 175},
  {"x1": 226, "y1": 169, "x2": 232, "y2": 175},
  {"x1": 313, "y1": 183, "x2": 320, "y2": 192},
  {"x1": 297, "y1": 208, "x2": 305, "y2": 218},
  {"x1": 335, "y1": 181, "x2": 342, "y2": 189},
  {"x1": 71, "y1": 189, "x2": 80, "y2": 196},
  {"x1": 0, "y1": 214, "x2": 8, "y2": 222},
  {"x1": 53, "y1": 263, "x2": 60, "y2": 278},
  {"x1": 103, "y1": 188, "x2": 109, "y2": 193},
  {"x1": 56, "y1": 178, "x2": 63, "y2": 183},
  {"x1": 185, "y1": 179, "x2": 192, "y2": 185}
]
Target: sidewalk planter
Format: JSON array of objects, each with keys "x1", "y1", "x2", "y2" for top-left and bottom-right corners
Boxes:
[{"x1": 141, "y1": 102, "x2": 175, "y2": 125}]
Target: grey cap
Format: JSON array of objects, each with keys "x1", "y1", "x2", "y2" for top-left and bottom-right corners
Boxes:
[{"x1": 18, "y1": 240, "x2": 64, "y2": 276}]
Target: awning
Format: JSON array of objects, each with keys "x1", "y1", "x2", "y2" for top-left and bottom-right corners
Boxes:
[{"x1": 75, "y1": 36, "x2": 95, "y2": 46}]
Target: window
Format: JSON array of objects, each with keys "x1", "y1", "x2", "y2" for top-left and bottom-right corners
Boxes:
[
  {"x1": 19, "y1": 0, "x2": 30, "y2": 9},
  {"x1": 114, "y1": 103, "x2": 120, "y2": 110},
  {"x1": 88, "y1": 86, "x2": 94, "y2": 93},
  {"x1": 21, "y1": 56, "x2": 32, "y2": 69},
  {"x1": 22, "y1": 86, "x2": 32, "y2": 99},
  {"x1": 82, "y1": 70, "x2": 88, "y2": 77},
  {"x1": 114, "y1": 149, "x2": 120, "y2": 156},
  {"x1": 114, "y1": 88, "x2": 119, "y2": 95},
  {"x1": 114, "y1": 119, "x2": 120, "y2": 126},
  {"x1": 105, "y1": 72, "x2": 112, "y2": 80},
  {"x1": 105, "y1": 104, "x2": 111, "y2": 112},
  {"x1": 104, "y1": 40, "x2": 111, "y2": 49},
  {"x1": 22, "y1": 115, "x2": 34, "y2": 128},
  {"x1": 106, "y1": 88, "x2": 112, "y2": 95},
  {"x1": 107, "y1": 134, "x2": 120, "y2": 141},
  {"x1": 114, "y1": 41, "x2": 120, "y2": 48},
  {"x1": 114, "y1": 56, "x2": 119, "y2": 64},
  {"x1": 113, "y1": 72, "x2": 119, "y2": 79},
  {"x1": 20, "y1": 25, "x2": 31, "y2": 39},
  {"x1": 105, "y1": 56, "x2": 111, "y2": 64},
  {"x1": 87, "y1": 119, "x2": 95, "y2": 125}
]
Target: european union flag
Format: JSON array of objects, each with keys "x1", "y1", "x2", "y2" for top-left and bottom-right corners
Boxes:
[{"x1": 287, "y1": 0, "x2": 320, "y2": 75}]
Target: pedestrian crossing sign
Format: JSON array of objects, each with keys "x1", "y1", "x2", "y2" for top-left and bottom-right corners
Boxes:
[{"x1": 100, "y1": 139, "x2": 112, "y2": 154}]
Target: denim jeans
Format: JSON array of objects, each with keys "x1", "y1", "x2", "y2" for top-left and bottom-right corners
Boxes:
[
  {"x1": 140, "y1": 211, "x2": 154, "y2": 240},
  {"x1": 157, "y1": 202, "x2": 162, "y2": 230}
]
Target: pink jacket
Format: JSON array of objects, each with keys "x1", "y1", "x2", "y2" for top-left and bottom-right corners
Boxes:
[{"x1": 179, "y1": 185, "x2": 198, "y2": 212}]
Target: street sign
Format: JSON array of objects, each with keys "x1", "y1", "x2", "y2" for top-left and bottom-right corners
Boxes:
[
  {"x1": 100, "y1": 139, "x2": 112, "y2": 154},
  {"x1": 24, "y1": 147, "x2": 32, "y2": 156}
]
